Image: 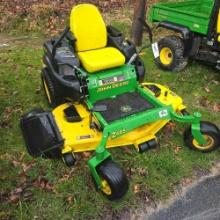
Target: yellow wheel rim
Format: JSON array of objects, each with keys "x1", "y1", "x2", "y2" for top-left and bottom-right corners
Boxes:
[
  {"x1": 192, "y1": 135, "x2": 214, "y2": 150},
  {"x1": 101, "y1": 180, "x2": 112, "y2": 195},
  {"x1": 43, "y1": 79, "x2": 52, "y2": 104},
  {"x1": 160, "y1": 47, "x2": 173, "y2": 65}
]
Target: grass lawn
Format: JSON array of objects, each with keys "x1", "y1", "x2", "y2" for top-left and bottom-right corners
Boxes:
[{"x1": 1, "y1": 16, "x2": 220, "y2": 220}]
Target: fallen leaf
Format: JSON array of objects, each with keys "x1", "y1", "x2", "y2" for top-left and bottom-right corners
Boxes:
[
  {"x1": 144, "y1": 195, "x2": 150, "y2": 203},
  {"x1": 167, "y1": 122, "x2": 176, "y2": 130},
  {"x1": 8, "y1": 186, "x2": 28, "y2": 204},
  {"x1": 174, "y1": 146, "x2": 182, "y2": 154},
  {"x1": 204, "y1": 87, "x2": 210, "y2": 93},
  {"x1": 66, "y1": 195, "x2": 74, "y2": 204},
  {"x1": 33, "y1": 177, "x2": 54, "y2": 191},
  {"x1": 4, "y1": 107, "x2": 13, "y2": 114},
  {"x1": 133, "y1": 184, "x2": 141, "y2": 194},
  {"x1": 164, "y1": 122, "x2": 176, "y2": 137},
  {"x1": 213, "y1": 103, "x2": 220, "y2": 113},
  {"x1": 126, "y1": 167, "x2": 135, "y2": 177},
  {"x1": 21, "y1": 161, "x2": 35, "y2": 172},
  {"x1": 11, "y1": 160, "x2": 20, "y2": 168},
  {"x1": 19, "y1": 152, "x2": 25, "y2": 161},
  {"x1": 14, "y1": 187, "x2": 23, "y2": 194},
  {"x1": 58, "y1": 174, "x2": 71, "y2": 183},
  {"x1": 199, "y1": 96, "x2": 210, "y2": 107},
  {"x1": 182, "y1": 178, "x2": 193, "y2": 186},
  {"x1": 136, "y1": 167, "x2": 148, "y2": 176},
  {"x1": 211, "y1": 80, "x2": 219, "y2": 85},
  {"x1": 9, "y1": 194, "x2": 20, "y2": 203},
  {"x1": 19, "y1": 171, "x2": 28, "y2": 183}
]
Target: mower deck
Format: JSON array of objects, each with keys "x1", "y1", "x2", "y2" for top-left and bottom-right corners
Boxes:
[
  {"x1": 95, "y1": 92, "x2": 155, "y2": 123},
  {"x1": 52, "y1": 83, "x2": 189, "y2": 154}
]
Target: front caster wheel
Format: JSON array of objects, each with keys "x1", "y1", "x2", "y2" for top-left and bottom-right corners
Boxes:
[
  {"x1": 96, "y1": 159, "x2": 129, "y2": 200},
  {"x1": 184, "y1": 121, "x2": 220, "y2": 153},
  {"x1": 62, "y1": 152, "x2": 76, "y2": 167}
]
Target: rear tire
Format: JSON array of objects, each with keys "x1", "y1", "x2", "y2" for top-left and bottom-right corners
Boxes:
[
  {"x1": 96, "y1": 159, "x2": 129, "y2": 200},
  {"x1": 184, "y1": 121, "x2": 220, "y2": 153},
  {"x1": 41, "y1": 68, "x2": 63, "y2": 108},
  {"x1": 155, "y1": 35, "x2": 188, "y2": 72}
]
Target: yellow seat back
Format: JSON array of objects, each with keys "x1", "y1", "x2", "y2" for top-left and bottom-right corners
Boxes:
[
  {"x1": 217, "y1": 10, "x2": 220, "y2": 42},
  {"x1": 70, "y1": 4, "x2": 107, "y2": 52}
]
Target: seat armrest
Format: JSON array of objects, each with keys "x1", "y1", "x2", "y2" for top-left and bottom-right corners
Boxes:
[{"x1": 107, "y1": 25, "x2": 123, "y2": 38}]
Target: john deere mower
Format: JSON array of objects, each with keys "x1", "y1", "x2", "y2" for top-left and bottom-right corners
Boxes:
[
  {"x1": 150, "y1": 0, "x2": 220, "y2": 71},
  {"x1": 20, "y1": 4, "x2": 220, "y2": 200}
]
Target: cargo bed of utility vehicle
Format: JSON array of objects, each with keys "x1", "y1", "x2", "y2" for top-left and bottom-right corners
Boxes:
[{"x1": 150, "y1": 0, "x2": 215, "y2": 35}]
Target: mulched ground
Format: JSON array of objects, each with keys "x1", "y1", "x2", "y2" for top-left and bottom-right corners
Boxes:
[{"x1": 0, "y1": 0, "x2": 133, "y2": 16}]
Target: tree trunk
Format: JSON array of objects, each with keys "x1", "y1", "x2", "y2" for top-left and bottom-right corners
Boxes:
[{"x1": 131, "y1": 0, "x2": 147, "y2": 46}]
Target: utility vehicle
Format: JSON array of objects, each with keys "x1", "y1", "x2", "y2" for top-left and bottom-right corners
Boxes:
[{"x1": 150, "y1": 0, "x2": 220, "y2": 71}]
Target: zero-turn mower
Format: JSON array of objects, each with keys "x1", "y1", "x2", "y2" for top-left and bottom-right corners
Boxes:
[
  {"x1": 150, "y1": 0, "x2": 220, "y2": 71},
  {"x1": 20, "y1": 4, "x2": 220, "y2": 200}
]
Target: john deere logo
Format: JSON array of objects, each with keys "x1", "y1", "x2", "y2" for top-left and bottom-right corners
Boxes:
[
  {"x1": 97, "y1": 81, "x2": 129, "y2": 92},
  {"x1": 111, "y1": 129, "x2": 126, "y2": 139},
  {"x1": 120, "y1": 105, "x2": 132, "y2": 113}
]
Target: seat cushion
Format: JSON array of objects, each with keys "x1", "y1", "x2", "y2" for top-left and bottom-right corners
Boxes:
[{"x1": 78, "y1": 47, "x2": 125, "y2": 73}]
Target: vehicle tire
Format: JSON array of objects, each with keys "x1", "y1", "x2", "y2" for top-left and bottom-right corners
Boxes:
[
  {"x1": 96, "y1": 159, "x2": 129, "y2": 200},
  {"x1": 41, "y1": 68, "x2": 63, "y2": 108},
  {"x1": 184, "y1": 121, "x2": 220, "y2": 153},
  {"x1": 155, "y1": 35, "x2": 188, "y2": 72},
  {"x1": 62, "y1": 152, "x2": 76, "y2": 167}
]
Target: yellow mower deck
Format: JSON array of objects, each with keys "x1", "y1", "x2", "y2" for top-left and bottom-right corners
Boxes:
[{"x1": 53, "y1": 83, "x2": 186, "y2": 154}]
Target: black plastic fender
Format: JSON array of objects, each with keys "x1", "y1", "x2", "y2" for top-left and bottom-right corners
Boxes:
[{"x1": 157, "y1": 21, "x2": 194, "y2": 56}]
